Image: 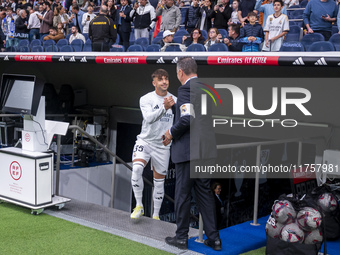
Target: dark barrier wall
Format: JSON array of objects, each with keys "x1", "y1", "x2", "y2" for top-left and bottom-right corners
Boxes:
[{"x1": 0, "y1": 53, "x2": 340, "y2": 150}]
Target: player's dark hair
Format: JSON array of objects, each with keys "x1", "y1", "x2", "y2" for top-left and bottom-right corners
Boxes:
[
  {"x1": 151, "y1": 69, "x2": 169, "y2": 80},
  {"x1": 177, "y1": 57, "x2": 197, "y2": 76},
  {"x1": 273, "y1": 0, "x2": 283, "y2": 6}
]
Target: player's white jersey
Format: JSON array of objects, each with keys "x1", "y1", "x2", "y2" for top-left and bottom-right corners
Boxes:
[
  {"x1": 137, "y1": 91, "x2": 177, "y2": 149},
  {"x1": 263, "y1": 13, "x2": 289, "y2": 52}
]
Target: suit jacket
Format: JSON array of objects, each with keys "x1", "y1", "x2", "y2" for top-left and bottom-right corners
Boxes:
[
  {"x1": 170, "y1": 78, "x2": 217, "y2": 164},
  {"x1": 116, "y1": 4, "x2": 132, "y2": 33}
]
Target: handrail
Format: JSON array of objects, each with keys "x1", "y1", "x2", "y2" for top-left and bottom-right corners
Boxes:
[{"x1": 56, "y1": 125, "x2": 175, "y2": 204}]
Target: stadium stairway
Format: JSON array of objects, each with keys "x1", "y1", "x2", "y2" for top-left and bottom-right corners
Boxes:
[{"x1": 45, "y1": 200, "x2": 340, "y2": 254}]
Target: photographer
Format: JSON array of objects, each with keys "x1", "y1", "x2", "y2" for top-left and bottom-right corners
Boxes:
[
  {"x1": 209, "y1": 0, "x2": 232, "y2": 30},
  {"x1": 156, "y1": 0, "x2": 181, "y2": 32},
  {"x1": 81, "y1": 3, "x2": 96, "y2": 35}
]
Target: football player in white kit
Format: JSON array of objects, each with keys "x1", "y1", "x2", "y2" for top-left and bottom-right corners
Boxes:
[{"x1": 131, "y1": 69, "x2": 177, "y2": 220}]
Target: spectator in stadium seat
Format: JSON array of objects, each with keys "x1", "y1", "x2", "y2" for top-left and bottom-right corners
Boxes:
[
  {"x1": 262, "y1": 0, "x2": 289, "y2": 51},
  {"x1": 303, "y1": 0, "x2": 338, "y2": 41},
  {"x1": 14, "y1": 9, "x2": 28, "y2": 46},
  {"x1": 156, "y1": 0, "x2": 181, "y2": 31},
  {"x1": 160, "y1": 29, "x2": 186, "y2": 51},
  {"x1": 239, "y1": 11, "x2": 264, "y2": 51},
  {"x1": 184, "y1": 0, "x2": 200, "y2": 34},
  {"x1": 196, "y1": 0, "x2": 213, "y2": 31},
  {"x1": 238, "y1": 0, "x2": 257, "y2": 26},
  {"x1": 204, "y1": 27, "x2": 222, "y2": 50},
  {"x1": 28, "y1": 5, "x2": 41, "y2": 40},
  {"x1": 89, "y1": 5, "x2": 117, "y2": 51},
  {"x1": 229, "y1": 0, "x2": 240, "y2": 24},
  {"x1": 70, "y1": 4, "x2": 85, "y2": 33},
  {"x1": 182, "y1": 28, "x2": 205, "y2": 47},
  {"x1": 116, "y1": 0, "x2": 132, "y2": 51},
  {"x1": 210, "y1": 0, "x2": 232, "y2": 30},
  {"x1": 38, "y1": 1, "x2": 53, "y2": 37},
  {"x1": 44, "y1": 26, "x2": 64, "y2": 42},
  {"x1": 255, "y1": 0, "x2": 287, "y2": 28},
  {"x1": 223, "y1": 23, "x2": 242, "y2": 51},
  {"x1": 81, "y1": 3, "x2": 96, "y2": 35},
  {"x1": 130, "y1": 0, "x2": 156, "y2": 39},
  {"x1": 69, "y1": 25, "x2": 85, "y2": 43}
]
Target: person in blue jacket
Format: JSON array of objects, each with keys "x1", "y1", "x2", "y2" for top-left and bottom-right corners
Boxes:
[{"x1": 239, "y1": 11, "x2": 264, "y2": 51}]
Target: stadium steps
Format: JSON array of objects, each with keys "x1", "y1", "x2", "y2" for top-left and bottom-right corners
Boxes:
[{"x1": 45, "y1": 199, "x2": 201, "y2": 255}]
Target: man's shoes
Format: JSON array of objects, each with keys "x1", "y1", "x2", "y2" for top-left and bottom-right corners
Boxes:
[
  {"x1": 130, "y1": 205, "x2": 144, "y2": 219},
  {"x1": 152, "y1": 216, "x2": 160, "y2": 220},
  {"x1": 204, "y1": 238, "x2": 222, "y2": 251},
  {"x1": 165, "y1": 236, "x2": 188, "y2": 250}
]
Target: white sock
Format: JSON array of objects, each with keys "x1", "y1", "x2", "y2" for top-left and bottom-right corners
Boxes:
[
  {"x1": 131, "y1": 162, "x2": 144, "y2": 207},
  {"x1": 153, "y1": 178, "x2": 165, "y2": 218}
]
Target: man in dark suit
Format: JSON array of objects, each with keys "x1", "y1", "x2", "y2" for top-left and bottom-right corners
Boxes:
[
  {"x1": 163, "y1": 57, "x2": 221, "y2": 251},
  {"x1": 116, "y1": 0, "x2": 132, "y2": 51}
]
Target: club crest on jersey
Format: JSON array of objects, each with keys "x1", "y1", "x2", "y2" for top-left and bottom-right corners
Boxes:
[{"x1": 181, "y1": 105, "x2": 187, "y2": 114}]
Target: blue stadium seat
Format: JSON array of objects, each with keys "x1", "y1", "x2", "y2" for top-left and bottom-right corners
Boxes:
[
  {"x1": 280, "y1": 41, "x2": 305, "y2": 51},
  {"x1": 331, "y1": 26, "x2": 339, "y2": 35},
  {"x1": 201, "y1": 30, "x2": 208, "y2": 40},
  {"x1": 115, "y1": 33, "x2": 120, "y2": 45},
  {"x1": 151, "y1": 35, "x2": 163, "y2": 45},
  {"x1": 31, "y1": 45, "x2": 44, "y2": 52},
  {"x1": 134, "y1": 37, "x2": 149, "y2": 50},
  {"x1": 6, "y1": 46, "x2": 16, "y2": 52},
  {"x1": 30, "y1": 39, "x2": 42, "y2": 48},
  {"x1": 70, "y1": 39, "x2": 84, "y2": 52},
  {"x1": 65, "y1": 33, "x2": 71, "y2": 41},
  {"x1": 43, "y1": 39, "x2": 56, "y2": 48},
  {"x1": 208, "y1": 43, "x2": 228, "y2": 51},
  {"x1": 17, "y1": 39, "x2": 29, "y2": 48},
  {"x1": 284, "y1": 33, "x2": 300, "y2": 42},
  {"x1": 218, "y1": 29, "x2": 228, "y2": 37},
  {"x1": 56, "y1": 39, "x2": 68, "y2": 48},
  {"x1": 186, "y1": 44, "x2": 206, "y2": 51},
  {"x1": 83, "y1": 40, "x2": 92, "y2": 52},
  {"x1": 300, "y1": 0, "x2": 308, "y2": 8},
  {"x1": 18, "y1": 46, "x2": 30, "y2": 52},
  {"x1": 154, "y1": 31, "x2": 164, "y2": 38},
  {"x1": 60, "y1": 45, "x2": 74, "y2": 52},
  {"x1": 301, "y1": 33, "x2": 324, "y2": 51},
  {"x1": 127, "y1": 44, "x2": 143, "y2": 52},
  {"x1": 309, "y1": 41, "x2": 335, "y2": 51},
  {"x1": 110, "y1": 46, "x2": 124, "y2": 52},
  {"x1": 164, "y1": 45, "x2": 181, "y2": 51},
  {"x1": 174, "y1": 30, "x2": 189, "y2": 37},
  {"x1": 40, "y1": 34, "x2": 48, "y2": 42},
  {"x1": 329, "y1": 33, "x2": 340, "y2": 51},
  {"x1": 83, "y1": 33, "x2": 89, "y2": 41},
  {"x1": 45, "y1": 45, "x2": 59, "y2": 52},
  {"x1": 172, "y1": 36, "x2": 183, "y2": 44},
  {"x1": 291, "y1": 9, "x2": 304, "y2": 19},
  {"x1": 146, "y1": 44, "x2": 161, "y2": 52},
  {"x1": 129, "y1": 29, "x2": 135, "y2": 46}
]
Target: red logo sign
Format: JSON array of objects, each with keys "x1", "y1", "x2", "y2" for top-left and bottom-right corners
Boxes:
[
  {"x1": 10, "y1": 161, "x2": 22, "y2": 181},
  {"x1": 25, "y1": 133, "x2": 30, "y2": 142}
]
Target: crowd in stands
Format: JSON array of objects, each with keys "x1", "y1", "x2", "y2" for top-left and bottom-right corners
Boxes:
[{"x1": 0, "y1": 0, "x2": 339, "y2": 52}]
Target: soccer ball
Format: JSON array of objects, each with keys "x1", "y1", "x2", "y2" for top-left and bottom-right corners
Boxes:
[
  {"x1": 265, "y1": 215, "x2": 284, "y2": 239},
  {"x1": 317, "y1": 193, "x2": 338, "y2": 212},
  {"x1": 297, "y1": 207, "x2": 322, "y2": 230},
  {"x1": 304, "y1": 229, "x2": 323, "y2": 244},
  {"x1": 280, "y1": 223, "x2": 304, "y2": 243},
  {"x1": 272, "y1": 200, "x2": 296, "y2": 224}
]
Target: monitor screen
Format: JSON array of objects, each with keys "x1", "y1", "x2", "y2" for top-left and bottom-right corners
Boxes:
[{"x1": 0, "y1": 74, "x2": 43, "y2": 116}]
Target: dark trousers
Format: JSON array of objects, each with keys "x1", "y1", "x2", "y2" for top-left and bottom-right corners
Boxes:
[
  {"x1": 314, "y1": 30, "x2": 332, "y2": 41},
  {"x1": 92, "y1": 40, "x2": 110, "y2": 52},
  {"x1": 118, "y1": 28, "x2": 130, "y2": 51},
  {"x1": 174, "y1": 160, "x2": 219, "y2": 241}
]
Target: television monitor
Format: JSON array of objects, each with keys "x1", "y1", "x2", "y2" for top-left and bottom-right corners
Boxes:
[{"x1": 0, "y1": 74, "x2": 44, "y2": 116}]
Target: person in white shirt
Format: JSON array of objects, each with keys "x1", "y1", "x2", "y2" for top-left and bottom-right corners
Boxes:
[
  {"x1": 262, "y1": 0, "x2": 289, "y2": 51},
  {"x1": 69, "y1": 25, "x2": 86, "y2": 43},
  {"x1": 28, "y1": 5, "x2": 41, "y2": 40},
  {"x1": 130, "y1": 69, "x2": 176, "y2": 221},
  {"x1": 81, "y1": 3, "x2": 96, "y2": 34}
]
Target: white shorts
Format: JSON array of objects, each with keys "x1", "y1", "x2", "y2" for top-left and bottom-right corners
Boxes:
[{"x1": 132, "y1": 139, "x2": 170, "y2": 176}]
